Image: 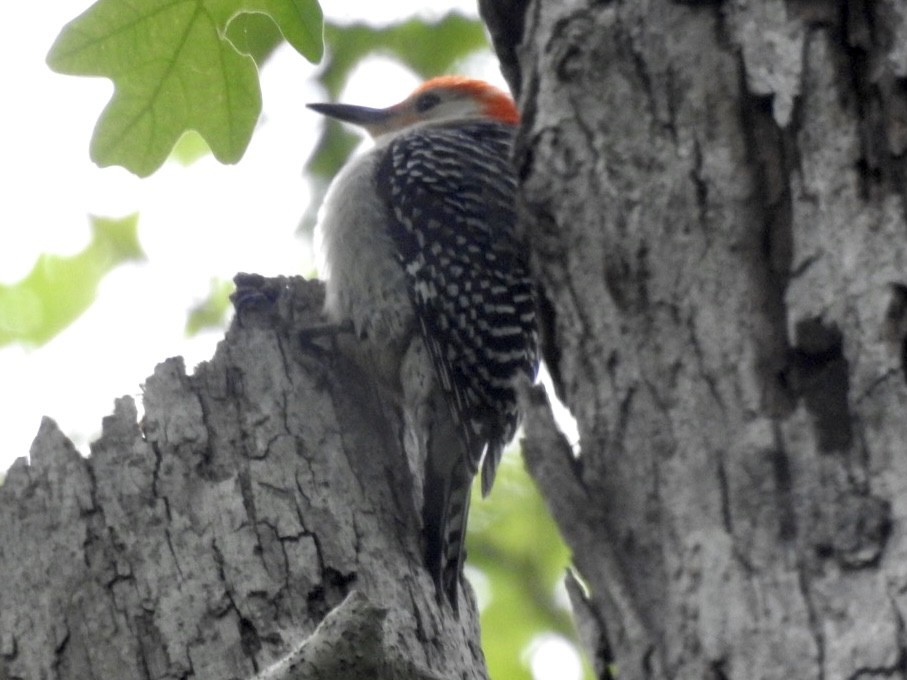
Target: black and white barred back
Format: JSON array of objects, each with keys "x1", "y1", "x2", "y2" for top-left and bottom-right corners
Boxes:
[{"x1": 376, "y1": 118, "x2": 539, "y2": 607}]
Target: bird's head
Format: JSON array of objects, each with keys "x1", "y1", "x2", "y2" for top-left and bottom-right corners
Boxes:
[{"x1": 307, "y1": 76, "x2": 519, "y2": 138}]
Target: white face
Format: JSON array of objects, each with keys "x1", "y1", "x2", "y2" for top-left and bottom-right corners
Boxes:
[
  {"x1": 407, "y1": 88, "x2": 484, "y2": 122},
  {"x1": 362, "y1": 87, "x2": 485, "y2": 138}
]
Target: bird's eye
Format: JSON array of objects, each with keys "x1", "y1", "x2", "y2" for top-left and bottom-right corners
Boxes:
[{"x1": 415, "y1": 92, "x2": 442, "y2": 112}]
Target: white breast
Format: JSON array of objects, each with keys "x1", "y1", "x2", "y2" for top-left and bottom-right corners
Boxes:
[{"x1": 315, "y1": 145, "x2": 414, "y2": 346}]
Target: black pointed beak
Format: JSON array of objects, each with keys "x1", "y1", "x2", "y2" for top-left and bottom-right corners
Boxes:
[{"x1": 306, "y1": 102, "x2": 394, "y2": 127}]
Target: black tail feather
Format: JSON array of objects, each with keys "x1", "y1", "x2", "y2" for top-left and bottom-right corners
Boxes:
[
  {"x1": 421, "y1": 407, "x2": 475, "y2": 613},
  {"x1": 423, "y1": 462, "x2": 472, "y2": 612}
]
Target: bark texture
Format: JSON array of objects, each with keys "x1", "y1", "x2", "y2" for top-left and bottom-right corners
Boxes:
[
  {"x1": 484, "y1": 0, "x2": 907, "y2": 678},
  {"x1": 0, "y1": 276, "x2": 485, "y2": 680}
]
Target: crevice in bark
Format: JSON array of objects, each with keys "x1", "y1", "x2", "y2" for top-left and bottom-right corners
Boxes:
[
  {"x1": 716, "y1": 455, "x2": 733, "y2": 535},
  {"x1": 238, "y1": 466, "x2": 258, "y2": 528},
  {"x1": 790, "y1": 317, "x2": 854, "y2": 452},
  {"x1": 889, "y1": 596, "x2": 907, "y2": 676},
  {"x1": 565, "y1": 571, "x2": 616, "y2": 680},
  {"x1": 881, "y1": 282, "x2": 907, "y2": 383},
  {"x1": 165, "y1": 528, "x2": 185, "y2": 581},
  {"x1": 766, "y1": 418, "x2": 799, "y2": 546},
  {"x1": 708, "y1": 659, "x2": 730, "y2": 680},
  {"x1": 796, "y1": 563, "x2": 827, "y2": 680},
  {"x1": 686, "y1": 311, "x2": 725, "y2": 413},
  {"x1": 689, "y1": 138, "x2": 709, "y2": 228},
  {"x1": 837, "y1": 0, "x2": 907, "y2": 204},
  {"x1": 536, "y1": 284, "x2": 566, "y2": 401},
  {"x1": 149, "y1": 438, "x2": 172, "y2": 522},
  {"x1": 477, "y1": 0, "x2": 531, "y2": 96},
  {"x1": 133, "y1": 613, "x2": 162, "y2": 678},
  {"x1": 737, "y1": 63, "x2": 797, "y2": 419},
  {"x1": 239, "y1": 616, "x2": 262, "y2": 667},
  {"x1": 617, "y1": 9, "x2": 661, "y2": 133}
]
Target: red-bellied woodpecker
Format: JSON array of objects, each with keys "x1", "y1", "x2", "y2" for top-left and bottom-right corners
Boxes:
[{"x1": 308, "y1": 76, "x2": 539, "y2": 611}]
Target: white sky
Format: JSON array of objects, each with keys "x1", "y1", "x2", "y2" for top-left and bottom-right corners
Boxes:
[{"x1": 0, "y1": 3, "x2": 583, "y2": 677}]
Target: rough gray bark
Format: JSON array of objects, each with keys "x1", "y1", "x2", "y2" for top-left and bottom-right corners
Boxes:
[
  {"x1": 0, "y1": 276, "x2": 485, "y2": 680},
  {"x1": 481, "y1": 0, "x2": 907, "y2": 678}
]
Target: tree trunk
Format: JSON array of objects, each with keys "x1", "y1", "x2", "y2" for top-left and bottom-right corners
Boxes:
[
  {"x1": 0, "y1": 276, "x2": 485, "y2": 679},
  {"x1": 482, "y1": 0, "x2": 907, "y2": 678}
]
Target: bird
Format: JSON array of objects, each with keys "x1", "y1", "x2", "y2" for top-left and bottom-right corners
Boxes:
[{"x1": 308, "y1": 75, "x2": 539, "y2": 611}]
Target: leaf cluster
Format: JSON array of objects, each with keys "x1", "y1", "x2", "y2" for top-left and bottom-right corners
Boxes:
[
  {"x1": 46, "y1": 0, "x2": 323, "y2": 177},
  {"x1": 0, "y1": 215, "x2": 143, "y2": 347},
  {"x1": 45, "y1": 0, "x2": 487, "y2": 183}
]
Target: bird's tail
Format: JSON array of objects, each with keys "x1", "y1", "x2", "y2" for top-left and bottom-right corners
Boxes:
[{"x1": 421, "y1": 404, "x2": 476, "y2": 614}]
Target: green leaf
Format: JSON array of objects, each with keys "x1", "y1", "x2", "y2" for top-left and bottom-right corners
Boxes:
[
  {"x1": 47, "y1": 0, "x2": 323, "y2": 177},
  {"x1": 185, "y1": 278, "x2": 235, "y2": 335},
  {"x1": 0, "y1": 215, "x2": 145, "y2": 347},
  {"x1": 467, "y1": 451, "x2": 593, "y2": 680}
]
